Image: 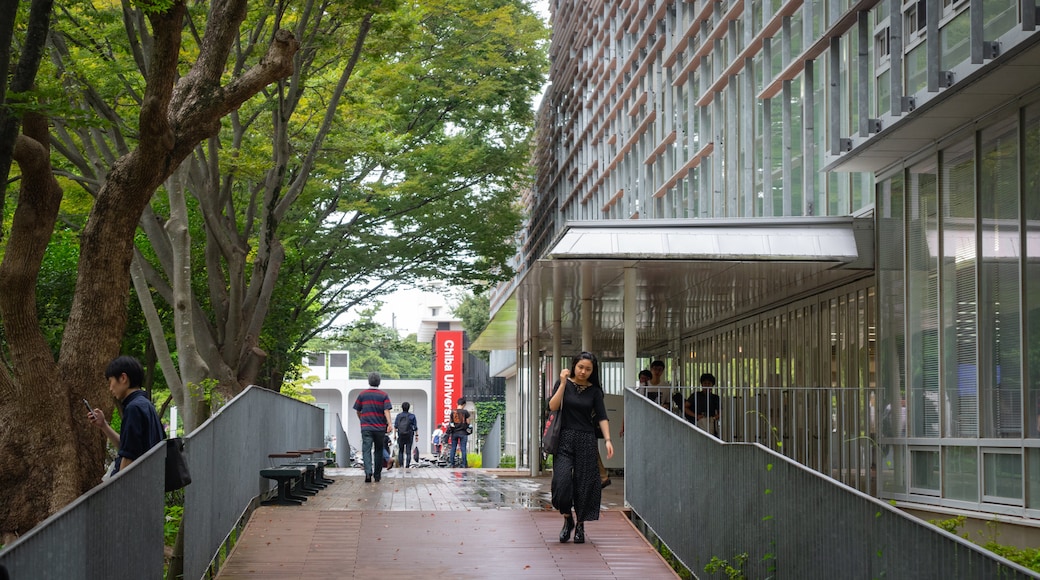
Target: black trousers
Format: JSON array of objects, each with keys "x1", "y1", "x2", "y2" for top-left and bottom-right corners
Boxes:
[
  {"x1": 398, "y1": 437, "x2": 413, "y2": 467},
  {"x1": 551, "y1": 429, "x2": 602, "y2": 522}
]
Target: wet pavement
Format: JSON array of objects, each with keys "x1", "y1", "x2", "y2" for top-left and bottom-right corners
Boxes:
[
  {"x1": 216, "y1": 466, "x2": 677, "y2": 579},
  {"x1": 279, "y1": 465, "x2": 628, "y2": 513}
]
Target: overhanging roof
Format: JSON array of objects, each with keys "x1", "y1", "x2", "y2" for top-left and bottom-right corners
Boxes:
[
  {"x1": 470, "y1": 295, "x2": 518, "y2": 351},
  {"x1": 470, "y1": 217, "x2": 874, "y2": 354},
  {"x1": 825, "y1": 33, "x2": 1040, "y2": 173},
  {"x1": 548, "y1": 218, "x2": 866, "y2": 262}
]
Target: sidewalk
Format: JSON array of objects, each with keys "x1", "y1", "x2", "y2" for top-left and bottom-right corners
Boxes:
[{"x1": 216, "y1": 467, "x2": 679, "y2": 579}]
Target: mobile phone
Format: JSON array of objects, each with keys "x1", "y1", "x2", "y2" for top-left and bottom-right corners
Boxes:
[{"x1": 83, "y1": 398, "x2": 94, "y2": 415}]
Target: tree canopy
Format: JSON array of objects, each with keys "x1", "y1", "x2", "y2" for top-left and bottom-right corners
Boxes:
[
  {"x1": 0, "y1": 0, "x2": 547, "y2": 539},
  {"x1": 307, "y1": 309, "x2": 432, "y2": 380}
]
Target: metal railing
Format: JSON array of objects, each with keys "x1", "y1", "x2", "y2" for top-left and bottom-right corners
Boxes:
[
  {"x1": 0, "y1": 386, "x2": 323, "y2": 580},
  {"x1": 623, "y1": 388, "x2": 1039, "y2": 579},
  {"x1": 181, "y1": 386, "x2": 322, "y2": 579},
  {"x1": 641, "y1": 385, "x2": 879, "y2": 495},
  {"x1": 0, "y1": 440, "x2": 166, "y2": 579}
]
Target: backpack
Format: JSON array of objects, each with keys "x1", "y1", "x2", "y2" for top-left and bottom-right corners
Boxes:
[
  {"x1": 397, "y1": 413, "x2": 414, "y2": 436},
  {"x1": 451, "y1": 409, "x2": 465, "y2": 430}
]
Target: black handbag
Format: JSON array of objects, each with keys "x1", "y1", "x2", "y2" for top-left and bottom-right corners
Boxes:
[
  {"x1": 165, "y1": 438, "x2": 192, "y2": 492},
  {"x1": 541, "y1": 409, "x2": 562, "y2": 455},
  {"x1": 541, "y1": 383, "x2": 564, "y2": 454}
]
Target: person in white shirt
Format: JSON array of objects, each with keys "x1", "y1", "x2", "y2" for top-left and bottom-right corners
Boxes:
[{"x1": 432, "y1": 424, "x2": 445, "y2": 455}]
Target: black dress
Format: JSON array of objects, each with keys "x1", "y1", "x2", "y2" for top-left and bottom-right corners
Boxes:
[{"x1": 550, "y1": 379, "x2": 609, "y2": 521}]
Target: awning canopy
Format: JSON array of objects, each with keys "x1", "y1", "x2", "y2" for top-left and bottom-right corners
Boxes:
[{"x1": 470, "y1": 217, "x2": 874, "y2": 355}]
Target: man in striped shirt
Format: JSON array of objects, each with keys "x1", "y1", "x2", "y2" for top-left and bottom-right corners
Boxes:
[{"x1": 353, "y1": 372, "x2": 393, "y2": 482}]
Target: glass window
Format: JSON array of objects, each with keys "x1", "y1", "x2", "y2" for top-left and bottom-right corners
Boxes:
[
  {"x1": 843, "y1": 33, "x2": 856, "y2": 142},
  {"x1": 790, "y1": 78, "x2": 804, "y2": 215},
  {"x1": 904, "y1": 0, "x2": 927, "y2": 45},
  {"x1": 979, "y1": 117, "x2": 1022, "y2": 439},
  {"x1": 770, "y1": 97, "x2": 784, "y2": 215},
  {"x1": 940, "y1": 139, "x2": 975, "y2": 439},
  {"x1": 791, "y1": 10, "x2": 804, "y2": 59},
  {"x1": 983, "y1": 451, "x2": 1023, "y2": 504},
  {"x1": 983, "y1": 0, "x2": 1018, "y2": 42},
  {"x1": 814, "y1": 63, "x2": 828, "y2": 215},
  {"x1": 940, "y1": 9, "x2": 970, "y2": 71},
  {"x1": 877, "y1": 69, "x2": 891, "y2": 118},
  {"x1": 904, "y1": 42, "x2": 928, "y2": 95},
  {"x1": 908, "y1": 158, "x2": 939, "y2": 438},
  {"x1": 1026, "y1": 104, "x2": 1040, "y2": 440},
  {"x1": 944, "y1": 446, "x2": 979, "y2": 501},
  {"x1": 1028, "y1": 449, "x2": 1040, "y2": 507},
  {"x1": 911, "y1": 447, "x2": 941, "y2": 494},
  {"x1": 878, "y1": 172, "x2": 907, "y2": 440},
  {"x1": 881, "y1": 442, "x2": 907, "y2": 493},
  {"x1": 751, "y1": 0, "x2": 764, "y2": 34},
  {"x1": 875, "y1": 27, "x2": 891, "y2": 67}
]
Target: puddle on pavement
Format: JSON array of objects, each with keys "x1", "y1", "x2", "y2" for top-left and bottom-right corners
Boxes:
[{"x1": 450, "y1": 472, "x2": 554, "y2": 509}]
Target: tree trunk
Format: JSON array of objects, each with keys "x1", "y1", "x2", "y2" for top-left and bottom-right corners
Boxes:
[
  {"x1": 0, "y1": 1, "x2": 298, "y2": 537},
  {"x1": 0, "y1": 114, "x2": 94, "y2": 537}
]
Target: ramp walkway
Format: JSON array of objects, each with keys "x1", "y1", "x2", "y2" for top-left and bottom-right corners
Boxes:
[{"x1": 217, "y1": 467, "x2": 679, "y2": 579}]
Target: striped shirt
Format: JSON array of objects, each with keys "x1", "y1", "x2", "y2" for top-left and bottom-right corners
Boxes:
[{"x1": 353, "y1": 388, "x2": 391, "y2": 431}]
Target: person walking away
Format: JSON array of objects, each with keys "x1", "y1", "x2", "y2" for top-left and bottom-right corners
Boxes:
[
  {"x1": 353, "y1": 372, "x2": 392, "y2": 482},
  {"x1": 87, "y1": 355, "x2": 165, "y2": 477},
  {"x1": 395, "y1": 402, "x2": 418, "y2": 467},
  {"x1": 448, "y1": 398, "x2": 471, "y2": 468},
  {"x1": 684, "y1": 372, "x2": 721, "y2": 437},
  {"x1": 550, "y1": 352, "x2": 614, "y2": 545}
]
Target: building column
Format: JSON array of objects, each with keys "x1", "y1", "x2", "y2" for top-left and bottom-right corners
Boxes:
[
  {"x1": 624, "y1": 266, "x2": 637, "y2": 387},
  {"x1": 528, "y1": 266, "x2": 543, "y2": 476}
]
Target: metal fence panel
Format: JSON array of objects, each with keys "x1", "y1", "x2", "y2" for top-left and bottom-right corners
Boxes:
[
  {"x1": 182, "y1": 386, "x2": 323, "y2": 580},
  {"x1": 623, "y1": 389, "x2": 1039, "y2": 579},
  {"x1": 336, "y1": 412, "x2": 351, "y2": 467},
  {"x1": 0, "y1": 441, "x2": 166, "y2": 579},
  {"x1": 482, "y1": 415, "x2": 502, "y2": 468}
]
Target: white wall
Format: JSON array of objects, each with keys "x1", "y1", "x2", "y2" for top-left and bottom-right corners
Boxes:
[{"x1": 310, "y1": 378, "x2": 433, "y2": 454}]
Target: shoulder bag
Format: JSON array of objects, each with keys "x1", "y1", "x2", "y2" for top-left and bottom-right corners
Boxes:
[
  {"x1": 165, "y1": 437, "x2": 192, "y2": 492},
  {"x1": 540, "y1": 382, "x2": 565, "y2": 455}
]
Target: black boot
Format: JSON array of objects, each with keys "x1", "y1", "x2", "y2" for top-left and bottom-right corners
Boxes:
[
  {"x1": 559, "y1": 515, "x2": 574, "y2": 543},
  {"x1": 573, "y1": 522, "x2": 585, "y2": 544}
]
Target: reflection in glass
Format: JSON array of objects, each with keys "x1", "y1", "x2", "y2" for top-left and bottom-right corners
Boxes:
[
  {"x1": 979, "y1": 118, "x2": 1021, "y2": 439},
  {"x1": 908, "y1": 159, "x2": 939, "y2": 438},
  {"x1": 940, "y1": 139, "x2": 975, "y2": 439},
  {"x1": 944, "y1": 446, "x2": 978, "y2": 501}
]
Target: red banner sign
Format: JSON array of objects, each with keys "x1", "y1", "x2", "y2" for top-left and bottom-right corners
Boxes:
[{"x1": 433, "y1": 330, "x2": 464, "y2": 430}]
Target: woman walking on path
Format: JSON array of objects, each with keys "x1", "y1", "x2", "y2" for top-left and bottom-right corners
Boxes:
[{"x1": 549, "y1": 352, "x2": 614, "y2": 544}]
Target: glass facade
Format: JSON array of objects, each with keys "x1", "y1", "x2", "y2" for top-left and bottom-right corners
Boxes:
[
  {"x1": 515, "y1": 0, "x2": 1040, "y2": 523},
  {"x1": 877, "y1": 104, "x2": 1040, "y2": 517},
  {"x1": 672, "y1": 280, "x2": 877, "y2": 494}
]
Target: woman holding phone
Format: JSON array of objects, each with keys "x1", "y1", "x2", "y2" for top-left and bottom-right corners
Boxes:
[{"x1": 548, "y1": 351, "x2": 613, "y2": 544}]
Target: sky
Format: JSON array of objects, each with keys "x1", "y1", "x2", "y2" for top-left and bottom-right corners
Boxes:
[{"x1": 361, "y1": 286, "x2": 451, "y2": 336}]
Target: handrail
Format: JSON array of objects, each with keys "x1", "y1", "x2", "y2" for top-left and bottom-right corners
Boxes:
[
  {"x1": 622, "y1": 388, "x2": 1039, "y2": 578},
  {"x1": 0, "y1": 385, "x2": 323, "y2": 580}
]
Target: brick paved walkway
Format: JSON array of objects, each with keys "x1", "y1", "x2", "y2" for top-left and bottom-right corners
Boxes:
[{"x1": 216, "y1": 467, "x2": 679, "y2": 579}]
